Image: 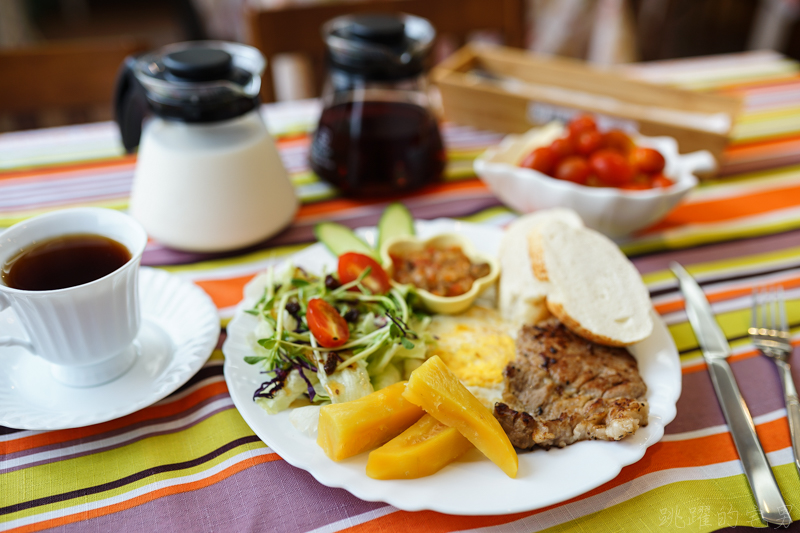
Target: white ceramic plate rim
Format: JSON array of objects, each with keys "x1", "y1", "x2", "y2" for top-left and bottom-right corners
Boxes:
[
  {"x1": 222, "y1": 219, "x2": 682, "y2": 515},
  {"x1": 0, "y1": 267, "x2": 220, "y2": 430}
]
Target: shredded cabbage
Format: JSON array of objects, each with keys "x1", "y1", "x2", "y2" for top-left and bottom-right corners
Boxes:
[{"x1": 245, "y1": 263, "x2": 431, "y2": 414}]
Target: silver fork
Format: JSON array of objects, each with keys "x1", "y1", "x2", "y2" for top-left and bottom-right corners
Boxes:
[{"x1": 749, "y1": 286, "x2": 800, "y2": 475}]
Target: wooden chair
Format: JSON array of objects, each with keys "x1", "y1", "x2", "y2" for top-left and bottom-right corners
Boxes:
[
  {"x1": 246, "y1": 0, "x2": 526, "y2": 102},
  {"x1": 0, "y1": 39, "x2": 148, "y2": 131}
]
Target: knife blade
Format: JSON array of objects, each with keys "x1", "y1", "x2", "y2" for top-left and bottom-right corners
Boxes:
[{"x1": 671, "y1": 262, "x2": 791, "y2": 526}]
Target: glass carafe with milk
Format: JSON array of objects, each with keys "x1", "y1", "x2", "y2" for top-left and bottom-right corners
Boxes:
[{"x1": 115, "y1": 41, "x2": 297, "y2": 252}]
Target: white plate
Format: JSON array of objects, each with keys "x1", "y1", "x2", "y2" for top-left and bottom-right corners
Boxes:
[
  {"x1": 222, "y1": 219, "x2": 682, "y2": 515},
  {"x1": 0, "y1": 267, "x2": 220, "y2": 430}
]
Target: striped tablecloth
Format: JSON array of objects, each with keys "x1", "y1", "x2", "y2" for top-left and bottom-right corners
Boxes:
[{"x1": 3, "y1": 52, "x2": 800, "y2": 532}]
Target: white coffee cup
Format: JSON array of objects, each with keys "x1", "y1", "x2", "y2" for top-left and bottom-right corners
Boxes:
[{"x1": 0, "y1": 208, "x2": 148, "y2": 387}]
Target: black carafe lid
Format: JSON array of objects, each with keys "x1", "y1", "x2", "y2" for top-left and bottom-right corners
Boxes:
[
  {"x1": 114, "y1": 41, "x2": 265, "y2": 152},
  {"x1": 322, "y1": 13, "x2": 435, "y2": 81}
]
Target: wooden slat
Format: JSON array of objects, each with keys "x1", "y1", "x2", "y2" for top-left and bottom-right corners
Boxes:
[
  {"x1": 246, "y1": 0, "x2": 527, "y2": 102},
  {"x1": 0, "y1": 39, "x2": 148, "y2": 114},
  {"x1": 432, "y1": 44, "x2": 742, "y2": 163}
]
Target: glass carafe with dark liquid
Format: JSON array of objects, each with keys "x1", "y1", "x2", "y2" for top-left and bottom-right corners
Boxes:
[{"x1": 310, "y1": 14, "x2": 444, "y2": 197}]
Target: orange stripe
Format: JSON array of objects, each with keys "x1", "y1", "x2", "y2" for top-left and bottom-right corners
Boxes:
[
  {"x1": 0, "y1": 156, "x2": 136, "y2": 181},
  {"x1": 6, "y1": 451, "x2": 281, "y2": 533},
  {"x1": 5, "y1": 414, "x2": 792, "y2": 531},
  {"x1": 725, "y1": 134, "x2": 800, "y2": 156},
  {"x1": 714, "y1": 75, "x2": 800, "y2": 94},
  {"x1": 653, "y1": 276, "x2": 800, "y2": 315},
  {"x1": 195, "y1": 275, "x2": 257, "y2": 310},
  {"x1": 646, "y1": 182, "x2": 800, "y2": 233},
  {"x1": 294, "y1": 179, "x2": 488, "y2": 220},
  {"x1": 1, "y1": 381, "x2": 229, "y2": 455},
  {"x1": 682, "y1": 347, "x2": 765, "y2": 374},
  {"x1": 345, "y1": 418, "x2": 791, "y2": 532}
]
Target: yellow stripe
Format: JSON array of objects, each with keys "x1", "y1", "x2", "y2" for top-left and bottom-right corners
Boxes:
[
  {"x1": 1, "y1": 410, "x2": 261, "y2": 521},
  {"x1": 157, "y1": 243, "x2": 312, "y2": 275},
  {"x1": 641, "y1": 245, "x2": 800, "y2": 287},
  {"x1": 669, "y1": 301, "x2": 800, "y2": 353},
  {"x1": 540, "y1": 464, "x2": 800, "y2": 533},
  {"x1": 0, "y1": 199, "x2": 129, "y2": 228},
  {"x1": 622, "y1": 215, "x2": 800, "y2": 257}
]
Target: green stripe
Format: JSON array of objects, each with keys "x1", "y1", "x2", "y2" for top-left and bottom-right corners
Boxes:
[
  {"x1": 1, "y1": 410, "x2": 262, "y2": 522},
  {"x1": 621, "y1": 215, "x2": 800, "y2": 257},
  {"x1": 539, "y1": 464, "x2": 800, "y2": 532},
  {"x1": 641, "y1": 245, "x2": 800, "y2": 287},
  {"x1": 158, "y1": 243, "x2": 312, "y2": 275},
  {"x1": 0, "y1": 150, "x2": 125, "y2": 172},
  {"x1": 0, "y1": 200, "x2": 129, "y2": 228},
  {"x1": 457, "y1": 206, "x2": 515, "y2": 224},
  {"x1": 668, "y1": 301, "x2": 800, "y2": 353}
]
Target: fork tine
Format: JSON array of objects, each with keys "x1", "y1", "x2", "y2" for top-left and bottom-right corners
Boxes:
[
  {"x1": 751, "y1": 287, "x2": 759, "y2": 329},
  {"x1": 779, "y1": 286, "x2": 789, "y2": 333}
]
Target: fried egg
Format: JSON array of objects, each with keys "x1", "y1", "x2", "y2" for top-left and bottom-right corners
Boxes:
[{"x1": 426, "y1": 305, "x2": 518, "y2": 408}]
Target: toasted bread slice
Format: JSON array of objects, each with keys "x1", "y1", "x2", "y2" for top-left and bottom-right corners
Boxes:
[
  {"x1": 528, "y1": 220, "x2": 653, "y2": 346},
  {"x1": 498, "y1": 209, "x2": 583, "y2": 330}
]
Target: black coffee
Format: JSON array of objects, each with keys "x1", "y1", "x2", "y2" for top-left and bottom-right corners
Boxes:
[{"x1": 2, "y1": 234, "x2": 131, "y2": 291}]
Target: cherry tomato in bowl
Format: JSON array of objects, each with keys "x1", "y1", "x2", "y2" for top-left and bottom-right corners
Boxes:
[
  {"x1": 521, "y1": 146, "x2": 557, "y2": 175},
  {"x1": 555, "y1": 156, "x2": 591, "y2": 185},
  {"x1": 575, "y1": 130, "x2": 603, "y2": 156},
  {"x1": 602, "y1": 129, "x2": 635, "y2": 155},
  {"x1": 306, "y1": 298, "x2": 350, "y2": 348},
  {"x1": 337, "y1": 252, "x2": 391, "y2": 294},
  {"x1": 567, "y1": 115, "x2": 597, "y2": 138},
  {"x1": 589, "y1": 150, "x2": 634, "y2": 186},
  {"x1": 629, "y1": 147, "x2": 666, "y2": 174}
]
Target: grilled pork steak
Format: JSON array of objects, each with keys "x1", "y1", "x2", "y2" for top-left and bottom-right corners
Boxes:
[{"x1": 495, "y1": 318, "x2": 648, "y2": 450}]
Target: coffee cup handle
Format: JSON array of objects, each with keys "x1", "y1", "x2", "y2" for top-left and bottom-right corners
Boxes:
[{"x1": 0, "y1": 293, "x2": 36, "y2": 353}]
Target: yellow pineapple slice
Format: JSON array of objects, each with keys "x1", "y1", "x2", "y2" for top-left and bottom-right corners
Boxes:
[
  {"x1": 403, "y1": 356, "x2": 518, "y2": 478},
  {"x1": 317, "y1": 381, "x2": 423, "y2": 461},
  {"x1": 366, "y1": 414, "x2": 473, "y2": 479}
]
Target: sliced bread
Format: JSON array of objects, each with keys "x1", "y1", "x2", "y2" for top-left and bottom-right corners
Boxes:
[
  {"x1": 498, "y1": 208, "x2": 583, "y2": 330},
  {"x1": 528, "y1": 220, "x2": 653, "y2": 346}
]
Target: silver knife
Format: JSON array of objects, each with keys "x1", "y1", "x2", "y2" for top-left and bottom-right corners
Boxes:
[{"x1": 671, "y1": 262, "x2": 791, "y2": 526}]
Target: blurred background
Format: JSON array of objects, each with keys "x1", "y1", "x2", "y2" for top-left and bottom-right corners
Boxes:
[{"x1": 1, "y1": 0, "x2": 800, "y2": 131}]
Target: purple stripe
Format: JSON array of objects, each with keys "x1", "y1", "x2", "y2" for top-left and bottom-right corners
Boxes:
[
  {"x1": 665, "y1": 350, "x2": 796, "y2": 434},
  {"x1": 719, "y1": 154, "x2": 800, "y2": 176},
  {"x1": 0, "y1": 436, "x2": 262, "y2": 516},
  {"x1": 632, "y1": 229, "x2": 800, "y2": 274},
  {"x1": 1, "y1": 402, "x2": 235, "y2": 475},
  {"x1": 41, "y1": 459, "x2": 388, "y2": 533},
  {"x1": 140, "y1": 192, "x2": 502, "y2": 266}
]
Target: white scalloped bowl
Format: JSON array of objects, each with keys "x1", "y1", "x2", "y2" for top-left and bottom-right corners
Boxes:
[{"x1": 474, "y1": 125, "x2": 716, "y2": 237}]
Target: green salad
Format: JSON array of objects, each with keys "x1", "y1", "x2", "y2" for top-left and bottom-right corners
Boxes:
[{"x1": 245, "y1": 203, "x2": 431, "y2": 414}]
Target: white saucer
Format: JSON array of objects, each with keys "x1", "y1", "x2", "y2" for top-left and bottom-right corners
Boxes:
[{"x1": 0, "y1": 267, "x2": 220, "y2": 430}]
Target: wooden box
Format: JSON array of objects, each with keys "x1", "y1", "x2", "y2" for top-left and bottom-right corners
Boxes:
[{"x1": 431, "y1": 44, "x2": 741, "y2": 164}]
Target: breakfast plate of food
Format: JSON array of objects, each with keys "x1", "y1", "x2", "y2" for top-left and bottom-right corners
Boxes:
[{"x1": 222, "y1": 206, "x2": 681, "y2": 515}]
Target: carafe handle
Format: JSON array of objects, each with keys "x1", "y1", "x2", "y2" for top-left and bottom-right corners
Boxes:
[
  {"x1": 0, "y1": 293, "x2": 36, "y2": 353},
  {"x1": 113, "y1": 55, "x2": 150, "y2": 153}
]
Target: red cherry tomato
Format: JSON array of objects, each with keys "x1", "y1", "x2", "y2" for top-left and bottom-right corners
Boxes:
[
  {"x1": 549, "y1": 137, "x2": 575, "y2": 159},
  {"x1": 575, "y1": 130, "x2": 603, "y2": 156},
  {"x1": 306, "y1": 299, "x2": 349, "y2": 348},
  {"x1": 555, "y1": 156, "x2": 591, "y2": 185},
  {"x1": 521, "y1": 146, "x2": 557, "y2": 175},
  {"x1": 337, "y1": 252, "x2": 391, "y2": 294},
  {"x1": 589, "y1": 150, "x2": 634, "y2": 186},
  {"x1": 567, "y1": 115, "x2": 597, "y2": 138},
  {"x1": 602, "y1": 129, "x2": 634, "y2": 155},
  {"x1": 651, "y1": 174, "x2": 674, "y2": 188},
  {"x1": 629, "y1": 147, "x2": 666, "y2": 174}
]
